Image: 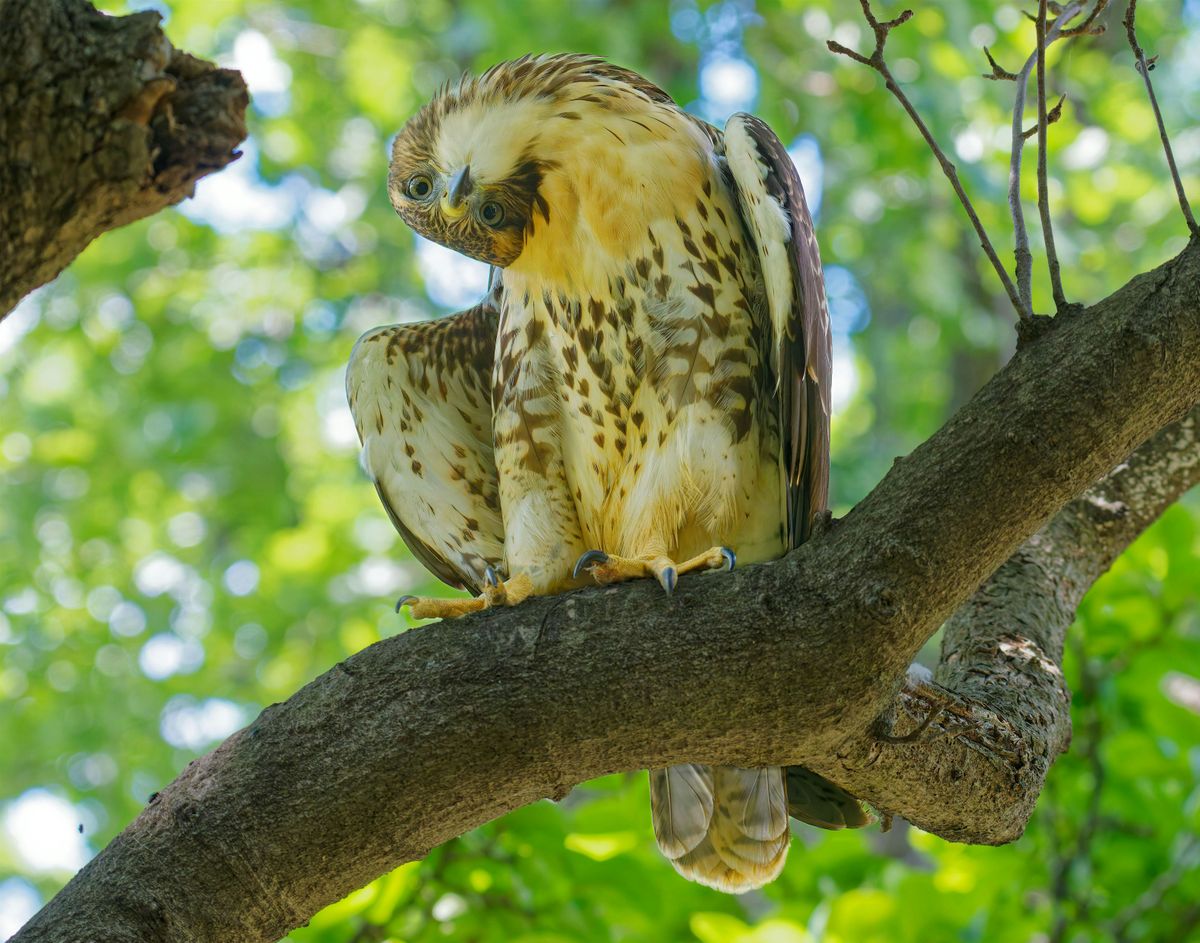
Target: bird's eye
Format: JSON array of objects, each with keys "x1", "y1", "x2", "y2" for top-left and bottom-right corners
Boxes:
[
  {"x1": 406, "y1": 174, "x2": 433, "y2": 200},
  {"x1": 479, "y1": 201, "x2": 505, "y2": 227}
]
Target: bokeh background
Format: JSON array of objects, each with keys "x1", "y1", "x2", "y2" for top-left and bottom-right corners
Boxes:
[{"x1": 3, "y1": 0, "x2": 1200, "y2": 940}]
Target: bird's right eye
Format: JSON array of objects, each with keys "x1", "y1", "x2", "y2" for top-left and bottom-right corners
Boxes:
[{"x1": 406, "y1": 174, "x2": 433, "y2": 200}]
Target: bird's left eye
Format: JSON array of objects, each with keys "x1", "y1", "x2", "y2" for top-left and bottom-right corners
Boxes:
[
  {"x1": 479, "y1": 201, "x2": 505, "y2": 227},
  {"x1": 406, "y1": 174, "x2": 433, "y2": 200}
]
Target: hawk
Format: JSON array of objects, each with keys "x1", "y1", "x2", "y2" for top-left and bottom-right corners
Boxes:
[{"x1": 347, "y1": 54, "x2": 868, "y2": 893}]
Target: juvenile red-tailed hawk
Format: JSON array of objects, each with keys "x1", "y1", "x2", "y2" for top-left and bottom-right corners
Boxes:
[{"x1": 348, "y1": 54, "x2": 867, "y2": 893}]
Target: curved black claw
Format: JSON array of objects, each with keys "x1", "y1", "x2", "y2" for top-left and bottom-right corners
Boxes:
[
  {"x1": 720, "y1": 547, "x2": 736, "y2": 571},
  {"x1": 484, "y1": 565, "x2": 499, "y2": 588},
  {"x1": 573, "y1": 549, "x2": 609, "y2": 579},
  {"x1": 659, "y1": 566, "x2": 677, "y2": 594},
  {"x1": 394, "y1": 595, "x2": 416, "y2": 613}
]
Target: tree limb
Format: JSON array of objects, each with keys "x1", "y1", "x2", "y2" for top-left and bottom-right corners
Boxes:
[
  {"x1": 832, "y1": 393, "x2": 1200, "y2": 840},
  {"x1": 0, "y1": 0, "x2": 249, "y2": 319},
  {"x1": 13, "y1": 234, "x2": 1200, "y2": 943}
]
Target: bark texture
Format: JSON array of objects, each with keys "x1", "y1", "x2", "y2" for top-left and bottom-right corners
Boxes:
[
  {"x1": 830, "y1": 400, "x2": 1200, "y2": 841},
  {"x1": 13, "y1": 240, "x2": 1200, "y2": 943},
  {"x1": 0, "y1": 0, "x2": 248, "y2": 318}
]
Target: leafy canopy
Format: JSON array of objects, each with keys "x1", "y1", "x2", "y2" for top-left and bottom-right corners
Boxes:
[{"x1": 1, "y1": 1, "x2": 1198, "y2": 941}]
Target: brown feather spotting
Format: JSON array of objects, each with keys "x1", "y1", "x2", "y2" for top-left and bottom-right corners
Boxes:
[{"x1": 350, "y1": 54, "x2": 863, "y2": 894}]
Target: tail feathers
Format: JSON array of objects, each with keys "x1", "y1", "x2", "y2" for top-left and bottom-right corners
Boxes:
[
  {"x1": 649, "y1": 764, "x2": 714, "y2": 859},
  {"x1": 673, "y1": 832, "x2": 771, "y2": 893},
  {"x1": 650, "y1": 764, "x2": 790, "y2": 894},
  {"x1": 716, "y1": 765, "x2": 789, "y2": 843}
]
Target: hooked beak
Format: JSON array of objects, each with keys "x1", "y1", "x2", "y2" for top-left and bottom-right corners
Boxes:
[{"x1": 441, "y1": 165, "x2": 473, "y2": 218}]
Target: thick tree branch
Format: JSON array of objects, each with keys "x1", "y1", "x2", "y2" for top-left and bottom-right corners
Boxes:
[
  {"x1": 834, "y1": 398, "x2": 1200, "y2": 842},
  {"x1": 14, "y1": 237, "x2": 1200, "y2": 943},
  {"x1": 0, "y1": 0, "x2": 248, "y2": 319}
]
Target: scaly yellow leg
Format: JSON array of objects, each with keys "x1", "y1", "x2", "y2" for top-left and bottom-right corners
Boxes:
[
  {"x1": 397, "y1": 570, "x2": 534, "y2": 620},
  {"x1": 573, "y1": 547, "x2": 735, "y2": 594}
]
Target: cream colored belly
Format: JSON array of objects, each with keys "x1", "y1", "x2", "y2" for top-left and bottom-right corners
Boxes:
[{"x1": 556, "y1": 383, "x2": 786, "y2": 567}]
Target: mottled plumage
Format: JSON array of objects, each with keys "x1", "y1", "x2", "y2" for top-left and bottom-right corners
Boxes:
[
  {"x1": 349, "y1": 286, "x2": 503, "y2": 596},
  {"x1": 347, "y1": 54, "x2": 867, "y2": 892}
]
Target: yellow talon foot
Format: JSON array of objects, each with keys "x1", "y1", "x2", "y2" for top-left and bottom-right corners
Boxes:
[
  {"x1": 395, "y1": 595, "x2": 488, "y2": 620},
  {"x1": 573, "y1": 551, "x2": 647, "y2": 586},
  {"x1": 397, "y1": 569, "x2": 534, "y2": 620},
  {"x1": 572, "y1": 547, "x2": 733, "y2": 594},
  {"x1": 675, "y1": 546, "x2": 736, "y2": 576},
  {"x1": 481, "y1": 568, "x2": 534, "y2": 608}
]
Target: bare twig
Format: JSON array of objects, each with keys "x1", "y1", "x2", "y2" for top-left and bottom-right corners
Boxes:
[
  {"x1": 1061, "y1": 0, "x2": 1111, "y2": 36},
  {"x1": 1022, "y1": 93, "x2": 1066, "y2": 140},
  {"x1": 983, "y1": 46, "x2": 1018, "y2": 81},
  {"x1": 1124, "y1": 0, "x2": 1199, "y2": 236},
  {"x1": 827, "y1": 1, "x2": 1027, "y2": 320},
  {"x1": 999, "y1": 1, "x2": 1082, "y2": 315},
  {"x1": 1037, "y1": 0, "x2": 1070, "y2": 311}
]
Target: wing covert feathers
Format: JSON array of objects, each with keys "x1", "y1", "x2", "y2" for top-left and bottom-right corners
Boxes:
[
  {"x1": 718, "y1": 112, "x2": 867, "y2": 883},
  {"x1": 346, "y1": 292, "x2": 503, "y2": 595}
]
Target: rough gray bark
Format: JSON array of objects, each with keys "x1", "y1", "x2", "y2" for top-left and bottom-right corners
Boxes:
[
  {"x1": 0, "y1": 0, "x2": 248, "y2": 318},
  {"x1": 831, "y1": 400, "x2": 1200, "y2": 841},
  {"x1": 13, "y1": 239, "x2": 1200, "y2": 943}
]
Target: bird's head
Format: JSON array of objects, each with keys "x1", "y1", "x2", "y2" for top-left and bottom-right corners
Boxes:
[{"x1": 388, "y1": 60, "x2": 561, "y2": 267}]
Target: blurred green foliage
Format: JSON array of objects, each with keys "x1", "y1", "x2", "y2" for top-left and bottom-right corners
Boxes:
[{"x1": 2, "y1": 0, "x2": 1199, "y2": 940}]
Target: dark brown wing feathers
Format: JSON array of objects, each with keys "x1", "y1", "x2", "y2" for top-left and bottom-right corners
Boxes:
[
  {"x1": 721, "y1": 112, "x2": 867, "y2": 832},
  {"x1": 735, "y1": 114, "x2": 833, "y2": 547}
]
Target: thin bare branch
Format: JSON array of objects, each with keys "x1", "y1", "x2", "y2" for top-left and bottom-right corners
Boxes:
[
  {"x1": 1124, "y1": 0, "x2": 1199, "y2": 236},
  {"x1": 1006, "y1": 2, "x2": 1083, "y2": 315},
  {"x1": 1037, "y1": 0, "x2": 1070, "y2": 311},
  {"x1": 828, "y1": 2, "x2": 1026, "y2": 320},
  {"x1": 1022, "y1": 93, "x2": 1067, "y2": 140},
  {"x1": 983, "y1": 46, "x2": 1018, "y2": 81},
  {"x1": 1061, "y1": 0, "x2": 1111, "y2": 36}
]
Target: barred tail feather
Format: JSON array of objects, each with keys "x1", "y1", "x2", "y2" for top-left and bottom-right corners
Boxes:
[
  {"x1": 672, "y1": 833, "x2": 747, "y2": 893},
  {"x1": 649, "y1": 764, "x2": 714, "y2": 859},
  {"x1": 651, "y1": 764, "x2": 790, "y2": 893}
]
